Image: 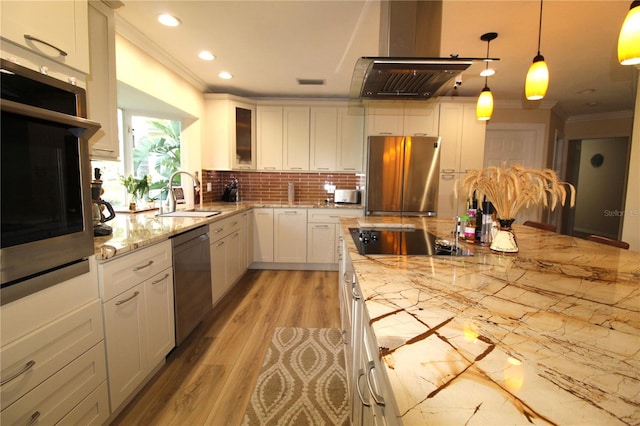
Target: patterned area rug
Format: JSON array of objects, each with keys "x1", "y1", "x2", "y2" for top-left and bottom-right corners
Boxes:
[{"x1": 242, "y1": 327, "x2": 349, "y2": 426}]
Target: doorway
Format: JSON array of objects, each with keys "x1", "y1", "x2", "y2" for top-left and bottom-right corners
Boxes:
[{"x1": 563, "y1": 137, "x2": 631, "y2": 239}]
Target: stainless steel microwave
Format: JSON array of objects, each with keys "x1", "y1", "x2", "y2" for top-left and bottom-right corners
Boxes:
[{"x1": 0, "y1": 59, "x2": 100, "y2": 305}]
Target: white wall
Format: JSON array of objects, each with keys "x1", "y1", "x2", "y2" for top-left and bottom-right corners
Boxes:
[
  {"x1": 622, "y1": 67, "x2": 640, "y2": 251},
  {"x1": 115, "y1": 34, "x2": 205, "y2": 179}
]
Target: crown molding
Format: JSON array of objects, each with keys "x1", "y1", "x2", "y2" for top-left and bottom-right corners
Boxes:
[
  {"x1": 114, "y1": 14, "x2": 207, "y2": 92},
  {"x1": 565, "y1": 110, "x2": 634, "y2": 122}
]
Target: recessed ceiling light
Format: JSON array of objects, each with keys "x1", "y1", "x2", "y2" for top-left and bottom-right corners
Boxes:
[
  {"x1": 157, "y1": 14, "x2": 181, "y2": 27},
  {"x1": 218, "y1": 71, "x2": 232, "y2": 80},
  {"x1": 198, "y1": 51, "x2": 215, "y2": 61}
]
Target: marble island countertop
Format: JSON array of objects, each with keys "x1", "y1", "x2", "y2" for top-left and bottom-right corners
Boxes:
[
  {"x1": 94, "y1": 201, "x2": 363, "y2": 260},
  {"x1": 341, "y1": 216, "x2": 640, "y2": 425}
]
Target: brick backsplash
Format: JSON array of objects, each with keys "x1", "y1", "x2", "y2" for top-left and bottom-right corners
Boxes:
[{"x1": 201, "y1": 170, "x2": 365, "y2": 204}]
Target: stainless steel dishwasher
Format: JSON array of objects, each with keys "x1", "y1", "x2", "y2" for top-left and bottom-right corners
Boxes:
[{"x1": 171, "y1": 225, "x2": 212, "y2": 346}]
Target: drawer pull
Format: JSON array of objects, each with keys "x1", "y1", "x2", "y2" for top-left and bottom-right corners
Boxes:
[
  {"x1": 93, "y1": 147, "x2": 115, "y2": 153},
  {"x1": 283, "y1": 211, "x2": 299, "y2": 214},
  {"x1": 342, "y1": 168, "x2": 356, "y2": 171},
  {"x1": 116, "y1": 291, "x2": 140, "y2": 306},
  {"x1": 151, "y1": 273, "x2": 170, "y2": 285},
  {"x1": 1, "y1": 360, "x2": 36, "y2": 385},
  {"x1": 133, "y1": 260, "x2": 153, "y2": 271},
  {"x1": 351, "y1": 287, "x2": 361, "y2": 301},
  {"x1": 24, "y1": 34, "x2": 68, "y2": 56},
  {"x1": 356, "y1": 369, "x2": 371, "y2": 407},
  {"x1": 214, "y1": 227, "x2": 224, "y2": 233},
  {"x1": 216, "y1": 241, "x2": 225, "y2": 247},
  {"x1": 26, "y1": 411, "x2": 41, "y2": 426},
  {"x1": 441, "y1": 168, "x2": 456, "y2": 173},
  {"x1": 366, "y1": 361, "x2": 385, "y2": 406},
  {"x1": 231, "y1": 221, "x2": 238, "y2": 227}
]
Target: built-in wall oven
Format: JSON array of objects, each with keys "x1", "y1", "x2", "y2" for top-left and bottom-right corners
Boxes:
[{"x1": 0, "y1": 59, "x2": 100, "y2": 305}]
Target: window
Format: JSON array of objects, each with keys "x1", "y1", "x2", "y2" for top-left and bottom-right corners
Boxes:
[{"x1": 91, "y1": 109, "x2": 181, "y2": 208}]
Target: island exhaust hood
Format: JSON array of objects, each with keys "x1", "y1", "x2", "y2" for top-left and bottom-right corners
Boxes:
[{"x1": 350, "y1": 1, "x2": 474, "y2": 100}]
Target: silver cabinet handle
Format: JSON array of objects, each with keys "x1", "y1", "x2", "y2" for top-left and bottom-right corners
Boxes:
[
  {"x1": 314, "y1": 224, "x2": 330, "y2": 228},
  {"x1": 151, "y1": 273, "x2": 170, "y2": 285},
  {"x1": 378, "y1": 132, "x2": 393, "y2": 135},
  {"x1": 133, "y1": 260, "x2": 153, "y2": 271},
  {"x1": 351, "y1": 287, "x2": 361, "y2": 301},
  {"x1": 116, "y1": 291, "x2": 140, "y2": 306},
  {"x1": 214, "y1": 227, "x2": 225, "y2": 233},
  {"x1": 92, "y1": 147, "x2": 115, "y2": 153},
  {"x1": 24, "y1": 34, "x2": 67, "y2": 56},
  {"x1": 283, "y1": 211, "x2": 299, "y2": 214},
  {"x1": 316, "y1": 167, "x2": 329, "y2": 170},
  {"x1": 231, "y1": 221, "x2": 239, "y2": 227},
  {"x1": 342, "y1": 168, "x2": 356, "y2": 171},
  {"x1": 26, "y1": 411, "x2": 41, "y2": 426},
  {"x1": 1, "y1": 360, "x2": 36, "y2": 385},
  {"x1": 289, "y1": 167, "x2": 303, "y2": 170},
  {"x1": 356, "y1": 369, "x2": 371, "y2": 407},
  {"x1": 413, "y1": 133, "x2": 428, "y2": 136},
  {"x1": 216, "y1": 241, "x2": 225, "y2": 247},
  {"x1": 366, "y1": 361, "x2": 385, "y2": 406},
  {"x1": 441, "y1": 168, "x2": 456, "y2": 173}
]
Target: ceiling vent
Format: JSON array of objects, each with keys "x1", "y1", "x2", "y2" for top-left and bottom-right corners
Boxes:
[{"x1": 297, "y1": 78, "x2": 325, "y2": 86}]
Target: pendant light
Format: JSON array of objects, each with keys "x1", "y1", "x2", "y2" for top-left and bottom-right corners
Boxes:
[
  {"x1": 618, "y1": 1, "x2": 640, "y2": 65},
  {"x1": 525, "y1": 0, "x2": 549, "y2": 100},
  {"x1": 477, "y1": 32, "x2": 497, "y2": 121}
]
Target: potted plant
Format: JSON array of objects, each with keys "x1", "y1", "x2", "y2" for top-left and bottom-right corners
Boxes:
[
  {"x1": 463, "y1": 164, "x2": 575, "y2": 253},
  {"x1": 121, "y1": 175, "x2": 151, "y2": 211}
]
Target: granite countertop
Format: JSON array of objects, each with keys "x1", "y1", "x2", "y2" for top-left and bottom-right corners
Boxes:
[
  {"x1": 94, "y1": 201, "x2": 363, "y2": 260},
  {"x1": 341, "y1": 216, "x2": 640, "y2": 425}
]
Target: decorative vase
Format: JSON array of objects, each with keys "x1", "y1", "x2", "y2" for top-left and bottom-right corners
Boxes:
[{"x1": 490, "y1": 219, "x2": 518, "y2": 253}]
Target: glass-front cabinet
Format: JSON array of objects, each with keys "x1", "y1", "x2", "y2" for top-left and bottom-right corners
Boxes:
[{"x1": 203, "y1": 94, "x2": 256, "y2": 170}]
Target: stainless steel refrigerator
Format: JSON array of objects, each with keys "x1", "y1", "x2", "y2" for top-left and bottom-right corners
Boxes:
[{"x1": 366, "y1": 136, "x2": 441, "y2": 216}]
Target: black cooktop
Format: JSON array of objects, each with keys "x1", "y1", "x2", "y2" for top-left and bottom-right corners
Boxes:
[{"x1": 349, "y1": 228, "x2": 473, "y2": 256}]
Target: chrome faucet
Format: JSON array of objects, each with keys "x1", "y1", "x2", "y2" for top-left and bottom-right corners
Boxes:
[{"x1": 167, "y1": 170, "x2": 200, "y2": 213}]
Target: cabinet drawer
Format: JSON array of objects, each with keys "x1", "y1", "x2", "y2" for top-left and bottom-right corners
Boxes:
[
  {"x1": 307, "y1": 208, "x2": 364, "y2": 223},
  {"x1": 209, "y1": 214, "x2": 242, "y2": 242},
  {"x1": 98, "y1": 240, "x2": 172, "y2": 301},
  {"x1": 58, "y1": 381, "x2": 109, "y2": 425},
  {"x1": 0, "y1": 300, "x2": 104, "y2": 408},
  {"x1": 1, "y1": 342, "x2": 107, "y2": 425}
]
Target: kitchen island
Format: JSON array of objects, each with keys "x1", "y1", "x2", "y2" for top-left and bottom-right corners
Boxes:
[{"x1": 341, "y1": 216, "x2": 639, "y2": 425}]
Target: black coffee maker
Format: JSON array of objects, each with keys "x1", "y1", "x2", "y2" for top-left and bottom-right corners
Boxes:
[{"x1": 91, "y1": 168, "x2": 116, "y2": 237}]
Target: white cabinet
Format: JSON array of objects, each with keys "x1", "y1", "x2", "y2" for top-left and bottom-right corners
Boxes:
[
  {"x1": 367, "y1": 102, "x2": 439, "y2": 137},
  {"x1": 283, "y1": 107, "x2": 310, "y2": 170},
  {"x1": 243, "y1": 210, "x2": 253, "y2": 269},
  {"x1": 256, "y1": 106, "x2": 283, "y2": 170},
  {"x1": 203, "y1": 95, "x2": 256, "y2": 170},
  {"x1": 437, "y1": 101, "x2": 486, "y2": 218},
  {"x1": 274, "y1": 209, "x2": 308, "y2": 263},
  {"x1": 0, "y1": 259, "x2": 109, "y2": 425},
  {"x1": 87, "y1": 1, "x2": 119, "y2": 160},
  {"x1": 310, "y1": 107, "x2": 339, "y2": 171},
  {"x1": 307, "y1": 208, "x2": 364, "y2": 264},
  {"x1": 0, "y1": 0, "x2": 90, "y2": 73},
  {"x1": 209, "y1": 214, "x2": 245, "y2": 306},
  {"x1": 98, "y1": 240, "x2": 175, "y2": 412},
  {"x1": 253, "y1": 208, "x2": 275, "y2": 263},
  {"x1": 337, "y1": 107, "x2": 365, "y2": 172}
]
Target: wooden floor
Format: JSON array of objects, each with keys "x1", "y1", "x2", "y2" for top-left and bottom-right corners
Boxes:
[{"x1": 111, "y1": 269, "x2": 340, "y2": 426}]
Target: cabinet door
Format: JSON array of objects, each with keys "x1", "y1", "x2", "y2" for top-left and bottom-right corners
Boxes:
[
  {"x1": 283, "y1": 107, "x2": 310, "y2": 170},
  {"x1": 307, "y1": 223, "x2": 336, "y2": 263},
  {"x1": 338, "y1": 107, "x2": 365, "y2": 172},
  {"x1": 103, "y1": 284, "x2": 148, "y2": 410},
  {"x1": 366, "y1": 106, "x2": 404, "y2": 136},
  {"x1": 438, "y1": 103, "x2": 463, "y2": 172},
  {"x1": 227, "y1": 231, "x2": 242, "y2": 286},
  {"x1": 256, "y1": 106, "x2": 283, "y2": 170},
  {"x1": 144, "y1": 268, "x2": 175, "y2": 367},
  {"x1": 404, "y1": 104, "x2": 439, "y2": 137},
  {"x1": 244, "y1": 211, "x2": 254, "y2": 268},
  {"x1": 232, "y1": 103, "x2": 256, "y2": 169},
  {"x1": 459, "y1": 103, "x2": 487, "y2": 172},
  {"x1": 87, "y1": 2, "x2": 118, "y2": 160},
  {"x1": 210, "y1": 238, "x2": 228, "y2": 305},
  {"x1": 0, "y1": 0, "x2": 89, "y2": 73},
  {"x1": 253, "y1": 208, "x2": 274, "y2": 262},
  {"x1": 309, "y1": 107, "x2": 338, "y2": 171},
  {"x1": 274, "y1": 209, "x2": 307, "y2": 262}
]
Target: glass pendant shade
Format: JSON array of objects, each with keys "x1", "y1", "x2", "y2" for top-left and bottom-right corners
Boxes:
[
  {"x1": 476, "y1": 87, "x2": 494, "y2": 121},
  {"x1": 618, "y1": 1, "x2": 640, "y2": 65},
  {"x1": 525, "y1": 55, "x2": 549, "y2": 100}
]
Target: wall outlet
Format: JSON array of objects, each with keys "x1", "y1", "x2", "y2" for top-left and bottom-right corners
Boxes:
[{"x1": 206, "y1": 182, "x2": 212, "y2": 192}]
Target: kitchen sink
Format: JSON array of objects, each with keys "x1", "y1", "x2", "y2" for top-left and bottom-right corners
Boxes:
[{"x1": 158, "y1": 209, "x2": 221, "y2": 218}]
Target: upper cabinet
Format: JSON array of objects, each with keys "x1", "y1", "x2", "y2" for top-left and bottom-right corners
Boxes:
[
  {"x1": 256, "y1": 106, "x2": 283, "y2": 170},
  {"x1": 438, "y1": 101, "x2": 486, "y2": 173},
  {"x1": 203, "y1": 95, "x2": 256, "y2": 170},
  {"x1": 309, "y1": 107, "x2": 338, "y2": 171},
  {"x1": 0, "y1": 0, "x2": 90, "y2": 74},
  {"x1": 337, "y1": 106, "x2": 365, "y2": 172},
  {"x1": 366, "y1": 102, "x2": 439, "y2": 137},
  {"x1": 283, "y1": 107, "x2": 310, "y2": 170},
  {"x1": 87, "y1": 1, "x2": 119, "y2": 160}
]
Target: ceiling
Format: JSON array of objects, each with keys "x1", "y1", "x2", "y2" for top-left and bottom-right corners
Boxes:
[{"x1": 114, "y1": 0, "x2": 637, "y2": 119}]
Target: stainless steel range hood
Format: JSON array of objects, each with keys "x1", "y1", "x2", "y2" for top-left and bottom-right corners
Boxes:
[{"x1": 350, "y1": 0, "x2": 472, "y2": 100}]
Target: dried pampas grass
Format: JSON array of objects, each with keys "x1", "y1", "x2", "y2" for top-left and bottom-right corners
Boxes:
[{"x1": 463, "y1": 164, "x2": 576, "y2": 219}]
